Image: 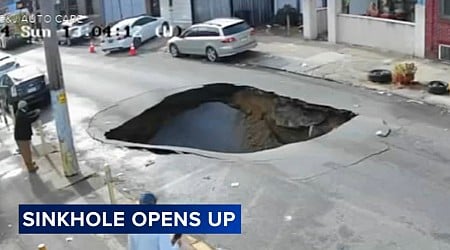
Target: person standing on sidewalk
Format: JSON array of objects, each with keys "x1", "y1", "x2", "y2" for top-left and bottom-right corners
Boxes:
[
  {"x1": 14, "y1": 100, "x2": 40, "y2": 173},
  {"x1": 128, "y1": 192, "x2": 181, "y2": 250}
]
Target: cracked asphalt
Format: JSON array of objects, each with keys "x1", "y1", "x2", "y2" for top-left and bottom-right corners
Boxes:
[{"x1": 4, "y1": 40, "x2": 450, "y2": 250}]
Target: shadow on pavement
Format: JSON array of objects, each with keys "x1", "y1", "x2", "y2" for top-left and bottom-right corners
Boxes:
[
  {"x1": 104, "y1": 37, "x2": 169, "y2": 58},
  {"x1": 3, "y1": 42, "x2": 42, "y2": 55},
  {"x1": 166, "y1": 50, "x2": 264, "y2": 65},
  {"x1": 28, "y1": 174, "x2": 74, "y2": 203}
]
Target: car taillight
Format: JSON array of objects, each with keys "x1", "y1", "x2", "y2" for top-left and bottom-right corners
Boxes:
[
  {"x1": 250, "y1": 28, "x2": 255, "y2": 36},
  {"x1": 222, "y1": 37, "x2": 236, "y2": 43}
]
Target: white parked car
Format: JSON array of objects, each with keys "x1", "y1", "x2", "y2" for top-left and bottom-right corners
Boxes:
[
  {"x1": 100, "y1": 15, "x2": 167, "y2": 52},
  {"x1": 168, "y1": 18, "x2": 257, "y2": 62},
  {"x1": 0, "y1": 53, "x2": 20, "y2": 77},
  {"x1": 57, "y1": 15, "x2": 94, "y2": 46}
]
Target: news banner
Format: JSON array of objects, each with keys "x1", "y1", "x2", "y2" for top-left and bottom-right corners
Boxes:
[{"x1": 19, "y1": 204, "x2": 241, "y2": 234}]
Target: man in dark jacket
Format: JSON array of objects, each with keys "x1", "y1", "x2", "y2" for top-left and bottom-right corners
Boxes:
[{"x1": 14, "y1": 100, "x2": 40, "y2": 173}]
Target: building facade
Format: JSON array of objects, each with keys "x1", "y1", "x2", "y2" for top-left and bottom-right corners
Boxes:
[
  {"x1": 322, "y1": 0, "x2": 425, "y2": 57},
  {"x1": 102, "y1": 0, "x2": 147, "y2": 24},
  {"x1": 425, "y1": 0, "x2": 450, "y2": 60}
]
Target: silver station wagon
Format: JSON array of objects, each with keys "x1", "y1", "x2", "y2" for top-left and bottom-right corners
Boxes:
[{"x1": 168, "y1": 18, "x2": 257, "y2": 62}]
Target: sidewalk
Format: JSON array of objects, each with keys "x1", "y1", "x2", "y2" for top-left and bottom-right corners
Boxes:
[
  {"x1": 245, "y1": 32, "x2": 450, "y2": 109},
  {"x1": 0, "y1": 116, "x2": 214, "y2": 250}
]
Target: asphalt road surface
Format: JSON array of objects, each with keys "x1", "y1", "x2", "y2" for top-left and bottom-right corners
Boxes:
[{"x1": 8, "y1": 40, "x2": 450, "y2": 250}]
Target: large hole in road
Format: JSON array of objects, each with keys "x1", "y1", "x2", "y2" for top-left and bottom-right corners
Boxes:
[{"x1": 105, "y1": 83, "x2": 357, "y2": 153}]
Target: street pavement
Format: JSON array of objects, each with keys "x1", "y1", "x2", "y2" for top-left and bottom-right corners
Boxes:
[{"x1": 1, "y1": 37, "x2": 450, "y2": 250}]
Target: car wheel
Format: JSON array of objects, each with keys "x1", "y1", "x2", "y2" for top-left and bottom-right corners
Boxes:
[
  {"x1": 169, "y1": 44, "x2": 181, "y2": 58},
  {"x1": 133, "y1": 37, "x2": 142, "y2": 48},
  {"x1": 368, "y1": 69, "x2": 392, "y2": 83},
  {"x1": 206, "y1": 47, "x2": 219, "y2": 62},
  {"x1": 173, "y1": 26, "x2": 182, "y2": 37}
]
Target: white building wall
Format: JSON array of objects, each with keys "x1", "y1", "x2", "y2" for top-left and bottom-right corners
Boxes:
[
  {"x1": 336, "y1": 14, "x2": 415, "y2": 55},
  {"x1": 327, "y1": 0, "x2": 426, "y2": 57},
  {"x1": 414, "y1": 4, "x2": 425, "y2": 57},
  {"x1": 160, "y1": 0, "x2": 193, "y2": 30}
]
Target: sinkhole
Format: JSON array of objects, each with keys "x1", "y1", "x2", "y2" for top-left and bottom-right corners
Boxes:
[{"x1": 105, "y1": 83, "x2": 357, "y2": 153}]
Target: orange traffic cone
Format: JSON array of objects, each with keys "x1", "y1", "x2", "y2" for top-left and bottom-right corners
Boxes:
[
  {"x1": 89, "y1": 42, "x2": 95, "y2": 53},
  {"x1": 129, "y1": 43, "x2": 137, "y2": 56}
]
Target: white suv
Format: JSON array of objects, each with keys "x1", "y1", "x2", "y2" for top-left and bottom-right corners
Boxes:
[{"x1": 168, "y1": 18, "x2": 257, "y2": 62}]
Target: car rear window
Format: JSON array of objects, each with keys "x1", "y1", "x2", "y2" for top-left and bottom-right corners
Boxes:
[
  {"x1": 0, "y1": 62, "x2": 14, "y2": 71},
  {"x1": 222, "y1": 21, "x2": 251, "y2": 36}
]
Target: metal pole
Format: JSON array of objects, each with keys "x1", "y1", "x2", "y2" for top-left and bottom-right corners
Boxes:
[
  {"x1": 1, "y1": 101, "x2": 8, "y2": 128},
  {"x1": 286, "y1": 13, "x2": 291, "y2": 36},
  {"x1": 40, "y1": 0, "x2": 79, "y2": 177},
  {"x1": 104, "y1": 163, "x2": 116, "y2": 204},
  {"x1": 8, "y1": 104, "x2": 15, "y2": 124}
]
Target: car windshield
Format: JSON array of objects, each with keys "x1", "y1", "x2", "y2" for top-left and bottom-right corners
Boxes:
[
  {"x1": 0, "y1": 62, "x2": 15, "y2": 71},
  {"x1": 112, "y1": 20, "x2": 132, "y2": 31},
  {"x1": 222, "y1": 21, "x2": 251, "y2": 36},
  {"x1": 73, "y1": 18, "x2": 91, "y2": 26}
]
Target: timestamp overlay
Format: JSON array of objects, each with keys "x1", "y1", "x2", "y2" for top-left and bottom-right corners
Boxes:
[{"x1": 0, "y1": 13, "x2": 132, "y2": 40}]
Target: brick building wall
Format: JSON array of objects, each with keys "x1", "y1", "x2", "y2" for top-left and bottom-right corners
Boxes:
[{"x1": 425, "y1": 0, "x2": 450, "y2": 59}]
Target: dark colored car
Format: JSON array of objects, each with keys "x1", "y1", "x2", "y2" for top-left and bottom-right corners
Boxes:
[{"x1": 0, "y1": 65, "x2": 50, "y2": 111}]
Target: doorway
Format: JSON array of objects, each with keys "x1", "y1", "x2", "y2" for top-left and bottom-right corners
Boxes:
[{"x1": 146, "y1": 0, "x2": 161, "y2": 16}]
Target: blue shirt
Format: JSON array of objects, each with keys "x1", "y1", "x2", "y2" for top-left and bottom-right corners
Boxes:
[{"x1": 128, "y1": 234, "x2": 180, "y2": 250}]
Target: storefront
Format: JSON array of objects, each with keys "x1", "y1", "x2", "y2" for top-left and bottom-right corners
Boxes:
[
  {"x1": 327, "y1": 0, "x2": 425, "y2": 56},
  {"x1": 342, "y1": 0, "x2": 417, "y2": 22}
]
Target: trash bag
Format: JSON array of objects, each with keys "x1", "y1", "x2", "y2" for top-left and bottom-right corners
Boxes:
[{"x1": 273, "y1": 4, "x2": 301, "y2": 26}]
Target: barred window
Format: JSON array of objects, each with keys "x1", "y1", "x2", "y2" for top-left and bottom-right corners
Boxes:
[{"x1": 442, "y1": 0, "x2": 450, "y2": 17}]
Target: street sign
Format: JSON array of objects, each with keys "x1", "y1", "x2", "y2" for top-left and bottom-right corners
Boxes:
[{"x1": 58, "y1": 92, "x2": 66, "y2": 104}]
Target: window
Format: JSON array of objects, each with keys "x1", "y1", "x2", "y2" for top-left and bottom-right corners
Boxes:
[
  {"x1": 197, "y1": 27, "x2": 220, "y2": 37},
  {"x1": 223, "y1": 22, "x2": 251, "y2": 36},
  {"x1": 1, "y1": 76, "x2": 13, "y2": 87},
  {"x1": 442, "y1": 0, "x2": 450, "y2": 17},
  {"x1": 183, "y1": 28, "x2": 199, "y2": 37},
  {"x1": 85, "y1": 0, "x2": 94, "y2": 15},
  {"x1": 341, "y1": 0, "x2": 416, "y2": 22}
]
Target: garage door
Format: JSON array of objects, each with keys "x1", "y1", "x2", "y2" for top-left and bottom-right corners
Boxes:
[
  {"x1": 232, "y1": 0, "x2": 274, "y2": 26},
  {"x1": 192, "y1": 0, "x2": 232, "y2": 23}
]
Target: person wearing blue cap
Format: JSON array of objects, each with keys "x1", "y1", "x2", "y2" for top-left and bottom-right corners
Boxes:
[{"x1": 128, "y1": 192, "x2": 181, "y2": 250}]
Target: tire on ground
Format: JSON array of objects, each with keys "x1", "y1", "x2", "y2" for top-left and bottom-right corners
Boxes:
[
  {"x1": 368, "y1": 69, "x2": 392, "y2": 83},
  {"x1": 427, "y1": 81, "x2": 449, "y2": 95}
]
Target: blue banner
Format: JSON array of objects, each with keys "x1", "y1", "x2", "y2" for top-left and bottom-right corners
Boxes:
[{"x1": 19, "y1": 204, "x2": 241, "y2": 234}]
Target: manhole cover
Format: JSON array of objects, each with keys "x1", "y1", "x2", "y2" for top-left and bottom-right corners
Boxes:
[{"x1": 105, "y1": 83, "x2": 356, "y2": 153}]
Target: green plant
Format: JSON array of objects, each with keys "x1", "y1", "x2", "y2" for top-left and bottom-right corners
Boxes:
[
  {"x1": 393, "y1": 62, "x2": 417, "y2": 85},
  {"x1": 394, "y1": 62, "x2": 417, "y2": 76}
]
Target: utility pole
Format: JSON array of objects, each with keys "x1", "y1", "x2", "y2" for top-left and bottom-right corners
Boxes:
[{"x1": 40, "y1": 0, "x2": 79, "y2": 177}]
